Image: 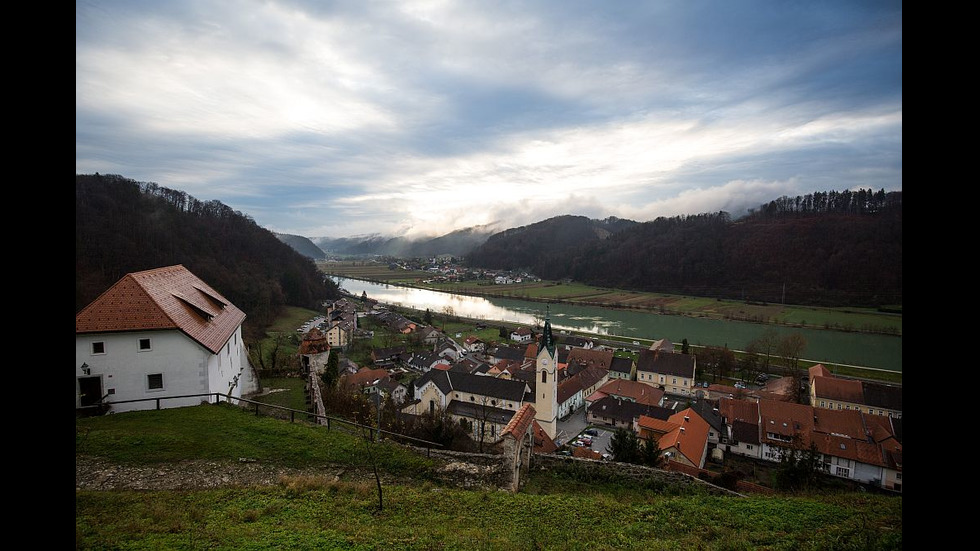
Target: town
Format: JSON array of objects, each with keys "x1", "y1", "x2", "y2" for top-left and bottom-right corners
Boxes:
[{"x1": 76, "y1": 265, "x2": 902, "y2": 495}]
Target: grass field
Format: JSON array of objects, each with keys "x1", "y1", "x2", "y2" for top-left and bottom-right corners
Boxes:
[
  {"x1": 76, "y1": 405, "x2": 902, "y2": 550},
  {"x1": 320, "y1": 261, "x2": 902, "y2": 336}
]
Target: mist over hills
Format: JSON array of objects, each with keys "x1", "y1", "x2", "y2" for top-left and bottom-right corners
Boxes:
[{"x1": 283, "y1": 223, "x2": 503, "y2": 259}]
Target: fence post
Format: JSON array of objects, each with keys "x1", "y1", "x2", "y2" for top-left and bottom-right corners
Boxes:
[
  {"x1": 255, "y1": 403, "x2": 260, "y2": 416},
  {"x1": 156, "y1": 398, "x2": 161, "y2": 410},
  {"x1": 291, "y1": 411, "x2": 295, "y2": 423}
]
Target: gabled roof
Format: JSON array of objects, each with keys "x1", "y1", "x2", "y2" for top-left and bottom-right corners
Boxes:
[
  {"x1": 446, "y1": 400, "x2": 515, "y2": 425},
  {"x1": 731, "y1": 420, "x2": 760, "y2": 445},
  {"x1": 341, "y1": 368, "x2": 390, "y2": 390},
  {"x1": 808, "y1": 363, "x2": 832, "y2": 381},
  {"x1": 718, "y1": 397, "x2": 759, "y2": 424},
  {"x1": 493, "y1": 346, "x2": 526, "y2": 362},
  {"x1": 688, "y1": 399, "x2": 724, "y2": 432},
  {"x1": 861, "y1": 382, "x2": 902, "y2": 411},
  {"x1": 572, "y1": 446, "x2": 603, "y2": 460},
  {"x1": 812, "y1": 407, "x2": 867, "y2": 440},
  {"x1": 75, "y1": 264, "x2": 245, "y2": 355},
  {"x1": 567, "y1": 348, "x2": 614, "y2": 370},
  {"x1": 636, "y1": 349, "x2": 695, "y2": 378},
  {"x1": 812, "y1": 376, "x2": 864, "y2": 403},
  {"x1": 595, "y1": 379, "x2": 664, "y2": 407},
  {"x1": 609, "y1": 356, "x2": 634, "y2": 374},
  {"x1": 501, "y1": 403, "x2": 536, "y2": 440},
  {"x1": 588, "y1": 396, "x2": 672, "y2": 423},
  {"x1": 448, "y1": 371, "x2": 529, "y2": 402},
  {"x1": 758, "y1": 399, "x2": 815, "y2": 447},
  {"x1": 661, "y1": 408, "x2": 710, "y2": 466},
  {"x1": 557, "y1": 377, "x2": 584, "y2": 404},
  {"x1": 532, "y1": 420, "x2": 558, "y2": 454}
]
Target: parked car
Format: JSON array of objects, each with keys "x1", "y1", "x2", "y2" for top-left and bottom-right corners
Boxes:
[
  {"x1": 584, "y1": 428, "x2": 599, "y2": 436},
  {"x1": 734, "y1": 381, "x2": 746, "y2": 389}
]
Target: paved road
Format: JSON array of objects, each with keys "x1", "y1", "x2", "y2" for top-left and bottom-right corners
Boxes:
[{"x1": 555, "y1": 407, "x2": 614, "y2": 456}]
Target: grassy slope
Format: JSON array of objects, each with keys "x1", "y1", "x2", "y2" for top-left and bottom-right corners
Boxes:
[{"x1": 76, "y1": 405, "x2": 902, "y2": 550}]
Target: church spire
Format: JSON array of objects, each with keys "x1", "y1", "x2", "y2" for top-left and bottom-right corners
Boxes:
[{"x1": 541, "y1": 305, "x2": 556, "y2": 357}]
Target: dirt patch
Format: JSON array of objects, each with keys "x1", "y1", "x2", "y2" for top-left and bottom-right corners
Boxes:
[{"x1": 75, "y1": 455, "x2": 416, "y2": 491}]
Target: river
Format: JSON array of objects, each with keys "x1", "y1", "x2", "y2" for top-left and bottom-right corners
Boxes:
[{"x1": 333, "y1": 277, "x2": 902, "y2": 373}]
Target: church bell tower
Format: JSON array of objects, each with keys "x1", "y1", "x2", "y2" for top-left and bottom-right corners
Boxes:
[{"x1": 534, "y1": 308, "x2": 559, "y2": 439}]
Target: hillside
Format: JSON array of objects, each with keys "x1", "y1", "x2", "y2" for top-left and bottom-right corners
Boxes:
[
  {"x1": 274, "y1": 232, "x2": 326, "y2": 259},
  {"x1": 466, "y1": 191, "x2": 902, "y2": 308},
  {"x1": 75, "y1": 174, "x2": 341, "y2": 339},
  {"x1": 75, "y1": 405, "x2": 903, "y2": 550}
]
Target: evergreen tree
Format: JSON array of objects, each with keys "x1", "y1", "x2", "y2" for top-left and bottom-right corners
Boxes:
[{"x1": 606, "y1": 428, "x2": 641, "y2": 464}]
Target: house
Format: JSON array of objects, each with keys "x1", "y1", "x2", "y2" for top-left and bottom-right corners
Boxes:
[
  {"x1": 717, "y1": 397, "x2": 763, "y2": 459},
  {"x1": 75, "y1": 264, "x2": 258, "y2": 413},
  {"x1": 557, "y1": 365, "x2": 609, "y2": 419},
  {"x1": 809, "y1": 365, "x2": 902, "y2": 418},
  {"x1": 371, "y1": 346, "x2": 406, "y2": 365},
  {"x1": 635, "y1": 349, "x2": 697, "y2": 397},
  {"x1": 434, "y1": 337, "x2": 463, "y2": 361},
  {"x1": 636, "y1": 408, "x2": 711, "y2": 469},
  {"x1": 418, "y1": 325, "x2": 443, "y2": 345},
  {"x1": 608, "y1": 355, "x2": 635, "y2": 381},
  {"x1": 688, "y1": 398, "x2": 725, "y2": 449},
  {"x1": 587, "y1": 396, "x2": 673, "y2": 429},
  {"x1": 559, "y1": 335, "x2": 594, "y2": 350},
  {"x1": 566, "y1": 348, "x2": 614, "y2": 371},
  {"x1": 586, "y1": 379, "x2": 664, "y2": 408},
  {"x1": 463, "y1": 335, "x2": 486, "y2": 353},
  {"x1": 717, "y1": 396, "x2": 903, "y2": 491},
  {"x1": 510, "y1": 327, "x2": 533, "y2": 343},
  {"x1": 407, "y1": 351, "x2": 451, "y2": 372}
]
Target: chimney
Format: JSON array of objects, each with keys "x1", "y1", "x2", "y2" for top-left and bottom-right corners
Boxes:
[{"x1": 684, "y1": 415, "x2": 690, "y2": 422}]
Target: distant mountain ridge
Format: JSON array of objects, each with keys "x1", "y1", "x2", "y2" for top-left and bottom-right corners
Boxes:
[
  {"x1": 274, "y1": 233, "x2": 326, "y2": 259},
  {"x1": 308, "y1": 223, "x2": 500, "y2": 258},
  {"x1": 465, "y1": 189, "x2": 902, "y2": 308}
]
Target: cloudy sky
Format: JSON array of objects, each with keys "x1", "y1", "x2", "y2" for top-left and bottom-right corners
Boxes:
[{"x1": 76, "y1": 1, "x2": 902, "y2": 239}]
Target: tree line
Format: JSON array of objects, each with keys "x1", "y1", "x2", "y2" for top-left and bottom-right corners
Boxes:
[
  {"x1": 466, "y1": 189, "x2": 901, "y2": 308},
  {"x1": 75, "y1": 173, "x2": 341, "y2": 340}
]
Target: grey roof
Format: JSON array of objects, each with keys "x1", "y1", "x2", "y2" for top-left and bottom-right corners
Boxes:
[
  {"x1": 689, "y1": 399, "x2": 724, "y2": 432},
  {"x1": 446, "y1": 401, "x2": 516, "y2": 425},
  {"x1": 414, "y1": 369, "x2": 529, "y2": 402},
  {"x1": 862, "y1": 382, "x2": 902, "y2": 411},
  {"x1": 493, "y1": 346, "x2": 526, "y2": 362},
  {"x1": 636, "y1": 350, "x2": 696, "y2": 378},
  {"x1": 588, "y1": 396, "x2": 672, "y2": 423},
  {"x1": 609, "y1": 356, "x2": 633, "y2": 374},
  {"x1": 559, "y1": 335, "x2": 593, "y2": 348}
]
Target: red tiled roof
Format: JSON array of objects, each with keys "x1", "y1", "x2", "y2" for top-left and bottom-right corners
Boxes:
[
  {"x1": 298, "y1": 328, "x2": 330, "y2": 354},
  {"x1": 808, "y1": 363, "x2": 832, "y2": 381},
  {"x1": 572, "y1": 446, "x2": 603, "y2": 460},
  {"x1": 812, "y1": 407, "x2": 866, "y2": 440},
  {"x1": 532, "y1": 420, "x2": 558, "y2": 454},
  {"x1": 75, "y1": 264, "x2": 246, "y2": 355},
  {"x1": 524, "y1": 342, "x2": 538, "y2": 359},
  {"x1": 813, "y1": 376, "x2": 864, "y2": 403},
  {"x1": 719, "y1": 397, "x2": 759, "y2": 424},
  {"x1": 596, "y1": 379, "x2": 664, "y2": 407},
  {"x1": 758, "y1": 399, "x2": 815, "y2": 447},
  {"x1": 557, "y1": 377, "x2": 584, "y2": 404},
  {"x1": 501, "y1": 403, "x2": 536, "y2": 440},
  {"x1": 341, "y1": 368, "x2": 389, "y2": 389},
  {"x1": 662, "y1": 408, "x2": 710, "y2": 467},
  {"x1": 637, "y1": 415, "x2": 676, "y2": 434},
  {"x1": 567, "y1": 348, "x2": 614, "y2": 369}
]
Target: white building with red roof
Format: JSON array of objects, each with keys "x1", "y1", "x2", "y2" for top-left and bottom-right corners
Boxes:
[{"x1": 75, "y1": 265, "x2": 258, "y2": 413}]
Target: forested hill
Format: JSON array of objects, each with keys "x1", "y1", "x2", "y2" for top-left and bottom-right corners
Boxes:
[
  {"x1": 75, "y1": 174, "x2": 341, "y2": 339},
  {"x1": 466, "y1": 190, "x2": 902, "y2": 308}
]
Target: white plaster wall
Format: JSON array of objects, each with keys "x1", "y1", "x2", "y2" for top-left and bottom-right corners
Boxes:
[{"x1": 76, "y1": 330, "x2": 211, "y2": 413}]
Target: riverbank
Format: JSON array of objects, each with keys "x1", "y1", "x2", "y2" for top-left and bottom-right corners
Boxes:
[{"x1": 319, "y1": 263, "x2": 901, "y2": 337}]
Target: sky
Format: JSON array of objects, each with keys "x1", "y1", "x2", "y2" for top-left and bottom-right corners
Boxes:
[{"x1": 76, "y1": 1, "x2": 902, "y2": 240}]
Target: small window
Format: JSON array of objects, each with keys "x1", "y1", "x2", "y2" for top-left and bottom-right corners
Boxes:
[
  {"x1": 92, "y1": 341, "x2": 105, "y2": 355},
  {"x1": 147, "y1": 373, "x2": 164, "y2": 390},
  {"x1": 139, "y1": 338, "x2": 152, "y2": 351},
  {"x1": 746, "y1": 444, "x2": 753, "y2": 450},
  {"x1": 542, "y1": 371, "x2": 547, "y2": 384}
]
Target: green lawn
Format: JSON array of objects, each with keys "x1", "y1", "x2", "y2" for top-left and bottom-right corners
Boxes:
[{"x1": 76, "y1": 405, "x2": 902, "y2": 550}]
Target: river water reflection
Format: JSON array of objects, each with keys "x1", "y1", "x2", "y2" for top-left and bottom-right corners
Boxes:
[{"x1": 333, "y1": 277, "x2": 901, "y2": 372}]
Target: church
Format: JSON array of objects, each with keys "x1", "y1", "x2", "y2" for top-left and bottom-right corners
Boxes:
[{"x1": 403, "y1": 313, "x2": 561, "y2": 442}]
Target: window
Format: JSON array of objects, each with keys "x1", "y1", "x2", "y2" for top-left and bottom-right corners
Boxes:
[
  {"x1": 820, "y1": 401, "x2": 825, "y2": 407},
  {"x1": 896, "y1": 473, "x2": 901, "y2": 480},
  {"x1": 672, "y1": 378, "x2": 677, "y2": 384},
  {"x1": 746, "y1": 444, "x2": 753, "y2": 450},
  {"x1": 542, "y1": 371, "x2": 547, "y2": 384},
  {"x1": 92, "y1": 341, "x2": 105, "y2": 355},
  {"x1": 139, "y1": 338, "x2": 152, "y2": 351},
  {"x1": 837, "y1": 466, "x2": 850, "y2": 478},
  {"x1": 147, "y1": 373, "x2": 164, "y2": 390},
  {"x1": 659, "y1": 376, "x2": 664, "y2": 383}
]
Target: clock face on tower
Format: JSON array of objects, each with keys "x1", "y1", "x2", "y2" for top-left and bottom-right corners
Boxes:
[{"x1": 541, "y1": 359, "x2": 548, "y2": 367}]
